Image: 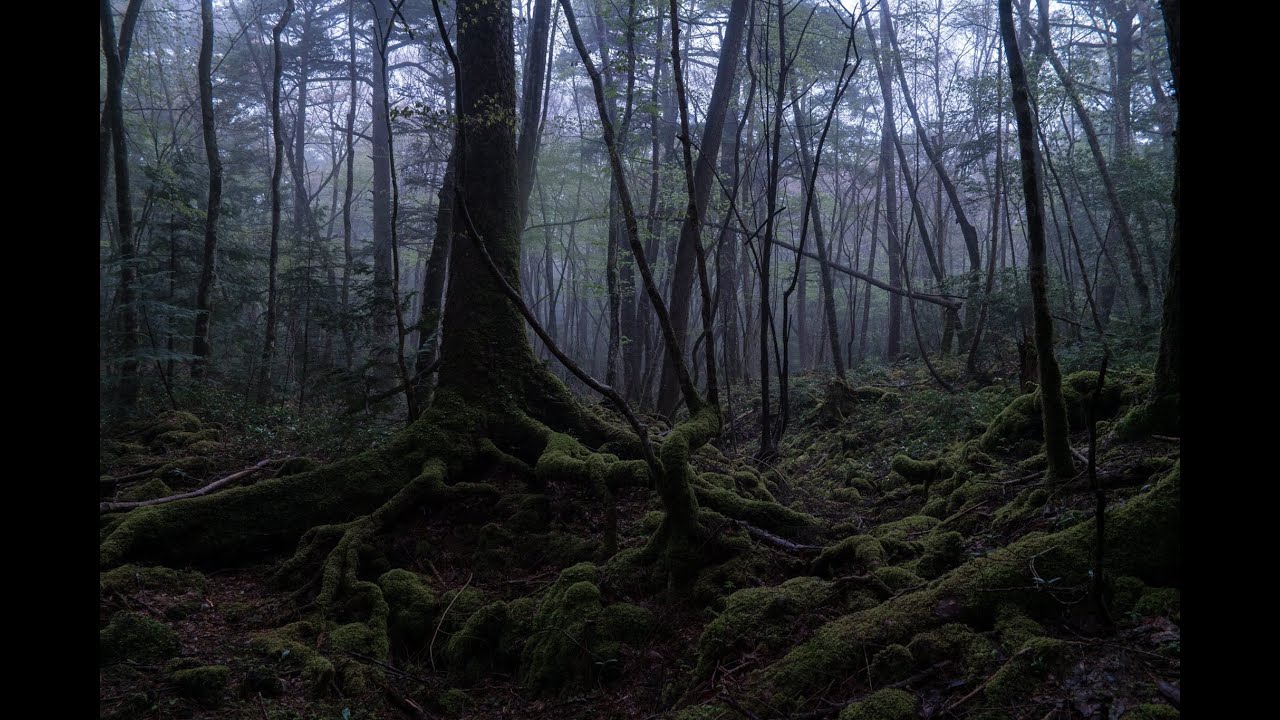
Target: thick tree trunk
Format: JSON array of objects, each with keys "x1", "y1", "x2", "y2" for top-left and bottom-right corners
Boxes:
[
  {"x1": 1153, "y1": 0, "x2": 1179, "y2": 404},
  {"x1": 191, "y1": 0, "x2": 221, "y2": 379},
  {"x1": 875, "y1": 3, "x2": 902, "y2": 360},
  {"x1": 1000, "y1": 0, "x2": 1074, "y2": 478},
  {"x1": 414, "y1": 143, "x2": 456, "y2": 403}
]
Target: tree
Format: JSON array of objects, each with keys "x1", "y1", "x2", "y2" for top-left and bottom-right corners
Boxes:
[
  {"x1": 191, "y1": 0, "x2": 222, "y2": 378},
  {"x1": 1000, "y1": 0, "x2": 1074, "y2": 478}
]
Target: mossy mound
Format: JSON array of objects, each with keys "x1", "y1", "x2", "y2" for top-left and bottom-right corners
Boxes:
[
  {"x1": 908, "y1": 623, "x2": 998, "y2": 680},
  {"x1": 120, "y1": 478, "x2": 172, "y2": 502},
  {"x1": 694, "y1": 576, "x2": 834, "y2": 680},
  {"x1": 446, "y1": 601, "x2": 512, "y2": 682},
  {"x1": 100, "y1": 613, "x2": 180, "y2": 665},
  {"x1": 984, "y1": 637, "x2": 1069, "y2": 705},
  {"x1": 812, "y1": 535, "x2": 886, "y2": 576},
  {"x1": 251, "y1": 621, "x2": 336, "y2": 696},
  {"x1": 838, "y1": 688, "x2": 918, "y2": 720},
  {"x1": 870, "y1": 643, "x2": 914, "y2": 684},
  {"x1": 169, "y1": 665, "x2": 230, "y2": 706},
  {"x1": 994, "y1": 603, "x2": 1045, "y2": 653},
  {"x1": 915, "y1": 530, "x2": 966, "y2": 579},
  {"x1": 979, "y1": 370, "x2": 1142, "y2": 453},
  {"x1": 100, "y1": 564, "x2": 208, "y2": 596},
  {"x1": 378, "y1": 569, "x2": 438, "y2": 650}
]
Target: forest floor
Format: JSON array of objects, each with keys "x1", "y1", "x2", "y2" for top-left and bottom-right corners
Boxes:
[{"x1": 99, "y1": 359, "x2": 1180, "y2": 720}]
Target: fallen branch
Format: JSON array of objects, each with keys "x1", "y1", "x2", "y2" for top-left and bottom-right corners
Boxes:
[
  {"x1": 99, "y1": 458, "x2": 274, "y2": 513},
  {"x1": 428, "y1": 572, "x2": 472, "y2": 671},
  {"x1": 732, "y1": 520, "x2": 822, "y2": 552},
  {"x1": 942, "y1": 644, "x2": 1035, "y2": 713}
]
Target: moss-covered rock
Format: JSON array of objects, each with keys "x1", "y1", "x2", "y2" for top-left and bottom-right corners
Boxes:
[
  {"x1": 994, "y1": 603, "x2": 1045, "y2": 653},
  {"x1": 1132, "y1": 587, "x2": 1180, "y2": 621},
  {"x1": 100, "y1": 564, "x2": 208, "y2": 596},
  {"x1": 694, "y1": 577, "x2": 834, "y2": 680},
  {"x1": 446, "y1": 601, "x2": 511, "y2": 682},
  {"x1": 984, "y1": 637, "x2": 1068, "y2": 705},
  {"x1": 169, "y1": 665, "x2": 230, "y2": 706},
  {"x1": 251, "y1": 621, "x2": 335, "y2": 696},
  {"x1": 437, "y1": 687, "x2": 473, "y2": 717},
  {"x1": 812, "y1": 535, "x2": 886, "y2": 577},
  {"x1": 378, "y1": 569, "x2": 437, "y2": 650},
  {"x1": 838, "y1": 688, "x2": 918, "y2": 720},
  {"x1": 916, "y1": 531, "x2": 965, "y2": 579},
  {"x1": 519, "y1": 563, "x2": 611, "y2": 693},
  {"x1": 100, "y1": 613, "x2": 180, "y2": 665},
  {"x1": 908, "y1": 623, "x2": 998, "y2": 680},
  {"x1": 120, "y1": 479, "x2": 172, "y2": 502},
  {"x1": 891, "y1": 454, "x2": 951, "y2": 485},
  {"x1": 872, "y1": 566, "x2": 924, "y2": 592},
  {"x1": 870, "y1": 644, "x2": 914, "y2": 684}
]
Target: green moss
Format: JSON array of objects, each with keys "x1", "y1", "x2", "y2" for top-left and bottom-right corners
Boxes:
[
  {"x1": 120, "y1": 478, "x2": 172, "y2": 502},
  {"x1": 188, "y1": 440, "x2": 219, "y2": 455},
  {"x1": 437, "y1": 688, "x2": 473, "y2": 716},
  {"x1": 916, "y1": 531, "x2": 965, "y2": 579},
  {"x1": 872, "y1": 566, "x2": 923, "y2": 592},
  {"x1": 891, "y1": 454, "x2": 951, "y2": 484},
  {"x1": 872, "y1": 515, "x2": 940, "y2": 540},
  {"x1": 600, "y1": 603, "x2": 655, "y2": 644},
  {"x1": 908, "y1": 624, "x2": 998, "y2": 680},
  {"x1": 694, "y1": 577, "x2": 834, "y2": 680},
  {"x1": 100, "y1": 564, "x2": 208, "y2": 596},
  {"x1": 378, "y1": 569, "x2": 438, "y2": 649},
  {"x1": 838, "y1": 688, "x2": 918, "y2": 720},
  {"x1": 812, "y1": 535, "x2": 886, "y2": 576},
  {"x1": 639, "y1": 510, "x2": 666, "y2": 534},
  {"x1": 169, "y1": 665, "x2": 230, "y2": 706},
  {"x1": 446, "y1": 601, "x2": 511, "y2": 681},
  {"x1": 980, "y1": 371, "x2": 1138, "y2": 453},
  {"x1": 1132, "y1": 587, "x2": 1180, "y2": 620},
  {"x1": 832, "y1": 487, "x2": 864, "y2": 504},
  {"x1": 152, "y1": 456, "x2": 212, "y2": 481},
  {"x1": 252, "y1": 621, "x2": 335, "y2": 695},
  {"x1": 870, "y1": 644, "x2": 914, "y2": 684},
  {"x1": 1110, "y1": 576, "x2": 1147, "y2": 615},
  {"x1": 144, "y1": 411, "x2": 202, "y2": 441},
  {"x1": 919, "y1": 496, "x2": 947, "y2": 519},
  {"x1": 274, "y1": 457, "x2": 320, "y2": 477},
  {"x1": 733, "y1": 470, "x2": 775, "y2": 501},
  {"x1": 694, "y1": 484, "x2": 819, "y2": 535},
  {"x1": 1121, "y1": 703, "x2": 1180, "y2": 719},
  {"x1": 520, "y1": 563, "x2": 624, "y2": 693},
  {"x1": 1115, "y1": 394, "x2": 1179, "y2": 439},
  {"x1": 100, "y1": 613, "x2": 180, "y2": 665},
  {"x1": 692, "y1": 550, "x2": 769, "y2": 605},
  {"x1": 984, "y1": 637, "x2": 1068, "y2": 705},
  {"x1": 994, "y1": 603, "x2": 1045, "y2": 653}
]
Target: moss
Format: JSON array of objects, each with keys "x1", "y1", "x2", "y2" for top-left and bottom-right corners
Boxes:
[
  {"x1": 916, "y1": 531, "x2": 965, "y2": 579},
  {"x1": 274, "y1": 457, "x2": 320, "y2": 477},
  {"x1": 378, "y1": 569, "x2": 438, "y2": 649},
  {"x1": 1121, "y1": 703, "x2": 1180, "y2": 719},
  {"x1": 103, "y1": 691, "x2": 153, "y2": 720},
  {"x1": 891, "y1": 454, "x2": 950, "y2": 484},
  {"x1": 1132, "y1": 587, "x2": 1180, "y2": 620},
  {"x1": 873, "y1": 515, "x2": 940, "y2": 540},
  {"x1": 144, "y1": 411, "x2": 202, "y2": 441},
  {"x1": 152, "y1": 456, "x2": 212, "y2": 481},
  {"x1": 100, "y1": 613, "x2": 180, "y2": 665},
  {"x1": 1115, "y1": 394, "x2": 1180, "y2": 439},
  {"x1": 832, "y1": 487, "x2": 864, "y2": 504},
  {"x1": 980, "y1": 371, "x2": 1137, "y2": 453},
  {"x1": 188, "y1": 440, "x2": 219, "y2": 455},
  {"x1": 694, "y1": 577, "x2": 834, "y2": 680},
  {"x1": 812, "y1": 535, "x2": 886, "y2": 576},
  {"x1": 639, "y1": 510, "x2": 666, "y2": 534},
  {"x1": 600, "y1": 603, "x2": 655, "y2": 644},
  {"x1": 838, "y1": 688, "x2": 918, "y2": 720},
  {"x1": 919, "y1": 496, "x2": 947, "y2": 519},
  {"x1": 994, "y1": 603, "x2": 1045, "y2": 653},
  {"x1": 908, "y1": 624, "x2": 998, "y2": 680},
  {"x1": 870, "y1": 644, "x2": 914, "y2": 684},
  {"x1": 984, "y1": 637, "x2": 1068, "y2": 705},
  {"x1": 519, "y1": 563, "x2": 623, "y2": 693},
  {"x1": 437, "y1": 688, "x2": 473, "y2": 716},
  {"x1": 120, "y1": 478, "x2": 172, "y2": 502},
  {"x1": 252, "y1": 621, "x2": 335, "y2": 695},
  {"x1": 100, "y1": 564, "x2": 208, "y2": 596},
  {"x1": 169, "y1": 665, "x2": 230, "y2": 706},
  {"x1": 733, "y1": 470, "x2": 775, "y2": 501},
  {"x1": 1110, "y1": 576, "x2": 1147, "y2": 615},
  {"x1": 237, "y1": 668, "x2": 284, "y2": 699},
  {"x1": 872, "y1": 566, "x2": 923, "y2": 592},
  {"x1": 446, "y1": 601, "x2": 511, "y2": 681},
  {"x1": 500, "y1": 596, "x2": 538, "y2": 660},
  {"x1": 692, "y1": 550, "x2": 769, "y2": 605},
  {"x1": 702, "y1": 472, "x2": 736, "y2": 491},
  {"x1": 694, "y1": 484, "x2": 819, "y2": 536},
  {"x1": 153, "y1": 430, "x2": 197, "y2": 448}
]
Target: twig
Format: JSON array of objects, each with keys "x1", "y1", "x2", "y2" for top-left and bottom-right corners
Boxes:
[
  {"x1": 428, "y1": 572, "x2": 472, "y2": 671},
  {"x1": 100, "y1": 458, "x2": 274, "y2": 513}
]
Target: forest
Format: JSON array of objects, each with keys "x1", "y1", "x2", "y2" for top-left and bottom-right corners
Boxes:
[{"x1": 98, "y1": 0, "x2": 1180, "y2": 718}]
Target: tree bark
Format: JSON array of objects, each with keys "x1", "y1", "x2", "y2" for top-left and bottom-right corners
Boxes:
[
  {"x1": 1000, "y1": 0, "x2": 1074, "y2": 478},
  {"x1": 191, "y1": 0, "x2": 222, "y2": 379},
  {"x1": 257, "y1": 0, "x2": 294, "y2": 404}
]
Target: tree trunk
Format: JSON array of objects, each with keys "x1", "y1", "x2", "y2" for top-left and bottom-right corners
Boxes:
[
  {"x1": 102, "y1": 0, "x2": 142, "y2": 408},
  {"x1": 191, "y1": 0, "x2": 221, "y2": 379},
  {"x1": 1000, "y1": 0, "x2": 1074, "y2": 478},
  {"x1": 655, "y1": 0, "x2": 748, "y2": 419},
  {"x1": 257, "y1": 0, "x2": 294, "y2": 404},
  {"x1": 1153, "y1": 0, "x2": 1179, "y2": 406}
]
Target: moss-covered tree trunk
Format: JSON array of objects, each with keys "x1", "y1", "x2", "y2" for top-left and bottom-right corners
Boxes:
[{"x1": 999, "y1": 0, "x2": 1074, "y2": 478}]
